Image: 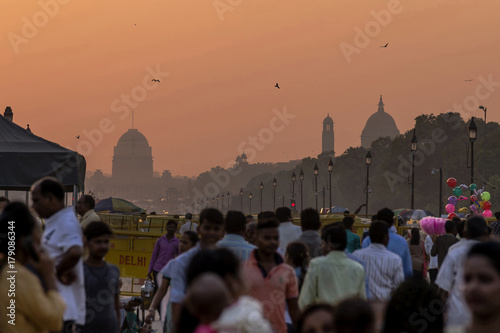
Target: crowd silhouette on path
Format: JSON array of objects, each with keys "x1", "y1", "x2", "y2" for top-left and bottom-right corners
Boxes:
[{"x1": 1, "y1": 177, "x2": 500, "y2": 333}]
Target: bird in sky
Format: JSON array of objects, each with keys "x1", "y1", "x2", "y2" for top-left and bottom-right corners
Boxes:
[
  {"x1": 76, "y1": 135, "x2": 80, "y2": 139},
  {"x1": 380, "y1": 43, "x2": 388, "y2": 48},
  {"x1": 465, "y1": 79, "x2": 473, "y2": 82},
  {"x1": 275, "y1": 83, "x2": 280, "y2": 89},
  {"x1": 152, "y1": 79, "x2": 160, "y2": 83}
]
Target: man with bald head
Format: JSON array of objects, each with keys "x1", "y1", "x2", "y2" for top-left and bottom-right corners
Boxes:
[{"x1": 31, "y1": 177, "x2": 85, "y2": 332}]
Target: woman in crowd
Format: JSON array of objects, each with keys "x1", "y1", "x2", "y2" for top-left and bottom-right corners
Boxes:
[
  {"x1": 0, "y1": 202, "x2": 66, "y2": 333},
  {"x1": 297, "y1": 303, "x2": 334, "y2": 333},
  {"x1": 285, "y1": 241, "x2": 310, "y2": 291},
  {"x1": 334, "y1": 298, "x2": 374, "y2": 333},
  {"x1": 407, "y1": 227, "x2": 426, "y2": 277},
  {"x1": 178, "y1": 248, "x2": 272, "y2": 333},
  {"x1": 383, "y1": 277, "x2": 443, "y2": 333},
  {"x1": 448, "y1": 242, "x2": 500, "y2": 333}
]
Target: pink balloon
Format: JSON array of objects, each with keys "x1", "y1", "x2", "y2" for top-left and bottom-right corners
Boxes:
[
  {"x1": 445, "y1": 204, "x2": 455, "y2": 214},
  {"x1": 483, "y1": 210, "x2": 493, "y2": 218}
]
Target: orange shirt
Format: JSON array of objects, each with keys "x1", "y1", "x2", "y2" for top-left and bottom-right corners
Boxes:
[{"x1": 243, "y1": 250, "x2": 299, "y2": 333}]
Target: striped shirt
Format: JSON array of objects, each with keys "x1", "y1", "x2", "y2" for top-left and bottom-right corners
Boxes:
[
  {"x1": 362, "y1": 227, "x2": 413, "y2": 278},
  {"x1": 353, "y1": 244, "x2": 405, "y2": 301},
  {"x1": 217, "y1": 234, "x2": 256, "y2": 261}
]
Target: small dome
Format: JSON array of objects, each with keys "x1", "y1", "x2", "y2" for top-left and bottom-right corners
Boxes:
[
  {"x1": 117, "y1": 129, "x2": 149, "y2": 146},
  {"x1": 361, "y1": 96, "x2": 399, "y2": 148},
  {"x1": 323, "y1": 114, "x2": 333, "y2": 125}
]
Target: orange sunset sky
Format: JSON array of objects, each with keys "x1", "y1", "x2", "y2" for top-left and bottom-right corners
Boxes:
[{"x1": 1, "y1": 0, "x2": 499, "y2": 177}]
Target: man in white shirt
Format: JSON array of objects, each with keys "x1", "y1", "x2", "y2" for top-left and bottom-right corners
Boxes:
[
  {"x1": 353, "y1": 221, "x2": 404, "y2": 301},
  {"x1": 179, "y1": 213, "x2": 198, "y2": 233},
  {"x1": 435, "y1": 216, "x2": 487, "y2": 328},
  {"x1": 276, "y1": 207, "x2": 301, "y2": 254},
  {"x1": 31, "y1": 177, "x2": 86, "y2": 332},
  {"x1": 75, "y1": 194, "x2": 101, "y2": 229},
  {"x1": 425, "y1": 235, "x2": 439, "y2": 283}
]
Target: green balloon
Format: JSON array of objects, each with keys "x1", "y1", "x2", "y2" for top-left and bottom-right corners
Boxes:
[
  {"x1": 453, "y1": 187, "x2": 462, "y2": 196},
  {"x1": 481, "y1": 191, "x2": 491, "y2": 201},
  {"x1": 470, "y1": 183, "x2": 477, "y2": 191}
]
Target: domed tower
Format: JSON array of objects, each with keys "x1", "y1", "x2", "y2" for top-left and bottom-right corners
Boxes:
[
  {"x1": 112, "y1": 129, "x2": 154, "y2": 183},
  {"x1": 361, "y1": 95, "x2": 400, "y2": 148},
  {"x1": 322, "y1": 114, "x2": 335, "y2": 154}
]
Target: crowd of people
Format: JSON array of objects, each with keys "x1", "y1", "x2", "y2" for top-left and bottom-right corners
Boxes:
[{"x1": 1, "y1": 177, "x2": 500, "y2": 333}]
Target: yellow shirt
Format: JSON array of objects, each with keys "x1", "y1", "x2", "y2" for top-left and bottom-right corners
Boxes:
[
  {"x1": 299, "y1": 251, "x2": 366, "y2": 309},
  {"x1": 0, "y1": 263, "x2": 66, "y2": 333}
]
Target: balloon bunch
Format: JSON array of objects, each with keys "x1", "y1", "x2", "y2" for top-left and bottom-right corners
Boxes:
[{"x1": 446, "y1": 177, "x2": 493, "y2": 218}]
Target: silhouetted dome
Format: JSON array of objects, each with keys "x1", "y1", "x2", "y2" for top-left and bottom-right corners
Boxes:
[
  {"x1": 113, "y1": 128, "x2": 153, "y2": 183},
  {"x1": 117, "y1": 129, "x2": 149, "y2": 146},
  {"x1": 361, "y1": 96, "x2": 399, "y2": 148},
  {"x1": 323, "y1": 114, "x2": 333, "y2": 125}
]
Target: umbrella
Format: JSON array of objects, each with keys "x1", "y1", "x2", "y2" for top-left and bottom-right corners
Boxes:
[
  {"x1": 399, "y1": 209, "x2": 434, "y2": 221},
  {"x1": 95, "y1": 197, "x2": 146, "y2": 214},
  {"x1": 329, "y1": 206, "x2": 349, "y2": 214}
]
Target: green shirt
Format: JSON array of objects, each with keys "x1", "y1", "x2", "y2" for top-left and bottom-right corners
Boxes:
[
  {"x1": 298, "y1": 251, "x2": 366, "y2": 309},
  {"x1": 346, "y1": 230, "x2": 361, "y2": 253}
]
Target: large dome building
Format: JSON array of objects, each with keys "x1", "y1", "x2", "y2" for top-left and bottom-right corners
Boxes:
[
  {"x1": 112, "y1": 128, "x2": 153, "y2": 183},
  {"x1": 361, "y1": 95, "x2": 400, "y2": 148}
]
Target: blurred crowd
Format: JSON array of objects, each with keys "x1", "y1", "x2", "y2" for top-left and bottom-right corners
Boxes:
[{"x1": 1, "y1": 177, "x2": 500, "y2": 333}]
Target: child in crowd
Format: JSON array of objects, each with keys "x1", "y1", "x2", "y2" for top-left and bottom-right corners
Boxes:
[
  {"x1": 146, "y1": 230, "x2": 199, "y2": 332},
  {"x1": 82, "y1": 222, "x2": 120, "y2": 333}
]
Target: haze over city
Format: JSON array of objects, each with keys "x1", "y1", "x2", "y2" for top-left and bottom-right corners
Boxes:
[{"x1": 1, "y1": 0, "x2": 499, "y2": 177}]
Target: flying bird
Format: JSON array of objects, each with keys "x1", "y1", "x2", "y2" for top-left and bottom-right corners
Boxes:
[
  {"x1": 152, "y1": 79, "x2": 160, "y2": 83},
  {"x1": 76, "y1": 135, "x2": 80, "y2": 139},
  {"x1": 465, "y1": 79, "x2": 473, "y2": 82},
  {"x1": 275, "y1": 83, "x2": 280, "y2": 89},
  {"x1": 380, "y1": 43, "x2": 388, "y2": 48}
]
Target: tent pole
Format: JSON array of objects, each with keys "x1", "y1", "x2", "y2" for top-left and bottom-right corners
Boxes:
[
  {"x1": 4, "y1": 190, "x2": 8, "y2": 198},
  {"x1": 73, "y1": 185, "x2": 77, "y2": 206},
  {"x1": 25, "y1": 191, "x2": 29, "y2": 204}
]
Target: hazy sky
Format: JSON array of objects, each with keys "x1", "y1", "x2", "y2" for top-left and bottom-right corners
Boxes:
[{"x1": 1, "y1": 0, "x2": 499, "y2": 176}]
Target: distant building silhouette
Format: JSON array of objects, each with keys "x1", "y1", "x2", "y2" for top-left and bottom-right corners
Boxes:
[
  {"x1": 3, "y1": 107, "x2": 13, "y2": 122},
  {"x1": 361, "y1": 95, "x2": 400, "y2": 148},
  {"x1": 322, "y1": 114, "x2": 335, "y2": 154},
  {"x1": 112, "y1": 128, "x2": 153, "y2": 183}
]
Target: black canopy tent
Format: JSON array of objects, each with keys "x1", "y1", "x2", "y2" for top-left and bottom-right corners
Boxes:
[{"x1": 0, "y1": 115, "x2": 86, "y2": 201}]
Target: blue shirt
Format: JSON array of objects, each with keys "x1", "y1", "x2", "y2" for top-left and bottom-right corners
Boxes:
[
  {"x1": 217, "y1": 234, "x2": 256, "y2": 262},
  {"x1": 362, "y1": 227, "x2": 412, "y2": 279}
]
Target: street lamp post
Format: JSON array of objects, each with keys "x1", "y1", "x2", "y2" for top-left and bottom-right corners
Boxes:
[
  {"x1": 328, "y1": 158, "x2": 333, "y2": 210},
  {"x1": 259, "y1": 181, "x2": 264, "y2": 212},
  {"x1": 469, "y1": 117, "x2": 477, "y2": 188},
  {"x1": 249, "y1": 192, "x2": 253, "y2": 214},
  {"x1": 432, "y1": 168, "x2": 443, "y2": 217},
  {"x1": 314, "y1": 164, "x2": 319, "y2": 210},
  {"x1": 299, "y1": 169, "x2": 304, "y2": 211},
  {"x1": 273, "y1": 178, "x2": 277, "y2": 211},
  {"x1": 221, "y1": 193, "x2": 224, "y2": 213},
  {"x1": 291, "y1": 172, "x2": 296, "y2": 209},
  {"x1": 240, "y1": 188, "x2": 243, "y2": 212},
  {"x1": 411, "y1": 130, "x2": 418, "y2": 209},
  {"x1": 216, "y1": 195, "x2": 220, "y2": 210},
  {"x1": 365, "y1": 151, "x2": 372, "y2": 216},
  {"x1": 227, "y1": 192, "x2": 230, "y2": 211},
  {"x1": 322, "y1": 186, "x2": 325, "y2": 212},
  {"x1": 479, "y1": 106, "x2": 486, "y2": 185}
]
